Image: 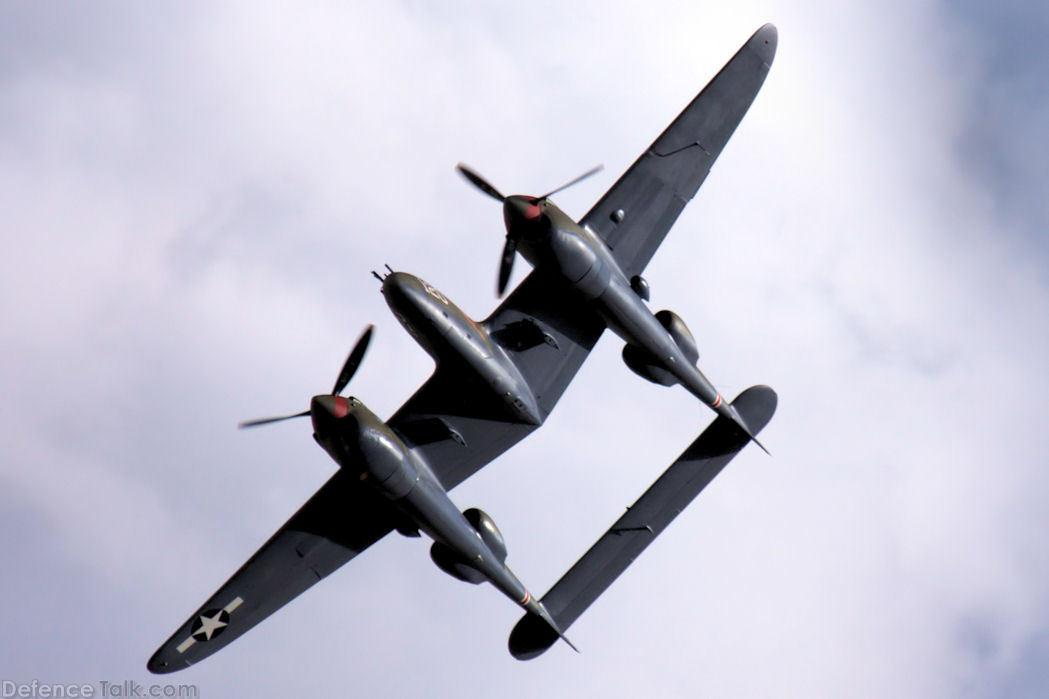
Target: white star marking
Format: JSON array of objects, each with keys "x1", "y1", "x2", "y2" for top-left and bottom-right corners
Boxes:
[
  {"x1": 176, "y1": 596, "x2": 244, "y2": 653},
  {"x1": 193, "y1": 610, "x2": 228, "y2": 641}
]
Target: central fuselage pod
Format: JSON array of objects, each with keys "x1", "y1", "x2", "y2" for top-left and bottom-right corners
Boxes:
[{"x1": 381, "y1": 271, "x2": 542, "y2": 425}]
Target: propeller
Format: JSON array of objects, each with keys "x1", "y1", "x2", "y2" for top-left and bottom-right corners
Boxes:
[
  {"x1": 331, "y1": 324, "x2": 373, "y2": 396},
  {"x1": 456, "y1": 163, "x2": 505, "y2": 202},
  {"x1": 497, "y1": 235, "x2": 517, "y2": 299},
  {"x1": 238, "y1": 324, "x2": 374, "y2": 429},
  {"x1": 455, "y1": 163, "x2": 603, "y2": 297},
  {"x1": 237, "y1": 409, "x2": 311, "y2": 429},
  {"x1": 537, "y1": 164, "x2": 604, "y2": 201}
]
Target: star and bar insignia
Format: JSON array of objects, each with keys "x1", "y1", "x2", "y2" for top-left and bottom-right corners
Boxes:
[{"x1": 176, "y1": 596, "x2": 243, "y2": 653}]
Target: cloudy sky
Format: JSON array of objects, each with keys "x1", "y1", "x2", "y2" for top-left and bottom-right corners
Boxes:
[{"x1": 3, "y1": 2, "x2": 1048, "y2": 696}]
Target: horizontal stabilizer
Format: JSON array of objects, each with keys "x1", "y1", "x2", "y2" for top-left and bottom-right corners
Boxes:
[
  {"x1": 508, "y1": 384, "x2": 777, "y2": 660},
  {"x1": 524, "y1": 599, "x2": 579, "y2": 654}
]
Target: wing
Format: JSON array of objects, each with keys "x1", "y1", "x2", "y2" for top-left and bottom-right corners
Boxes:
[
  {"x1": 384, "y1": 25, "x2": 777, "y2": 491},
  {"x1": 388, "y1": 270, "x2": 605, "y2": 491},
  {"x1": 508, "y1": 385, "x2": 777, "y2": 659},
  {"x1": 579, "y1": 24, "x2": 777, "y2": 279},
  {"x1": 148, "y1": 471, "x2": 398, "y2": 674},
  {"x1": 151, "y1": 269, "x2": 606, "y2": 673}
]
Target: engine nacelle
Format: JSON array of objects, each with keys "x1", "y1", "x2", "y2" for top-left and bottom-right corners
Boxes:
[
  {"x1": 655, "y1": 310, "x2": 699, "y2": 365},
  {"x1": 622, "y1": 343, "x2": 677, "y2": 386},
  {"x1": 429, "y1": 508, "x2": 508, "y2": 584},
  {"x1": 430, "y1": 542, "x2": 486, "y2": 584},
  {"x1": 463, "y1": 508, "x2": 507, "y2": 563}
]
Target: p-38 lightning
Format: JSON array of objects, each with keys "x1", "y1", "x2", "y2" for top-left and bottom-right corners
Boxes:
[{"x1": 148, "y1": 23, "x2": 778, "y2": 673}]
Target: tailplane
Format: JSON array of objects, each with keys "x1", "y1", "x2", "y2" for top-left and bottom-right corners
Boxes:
[
  {"x1": 716, "y1": 400, "x2": 770, "y2": 455},
  {"x1": 511, "y1": 599, "x2": 578, "y2": 659},
  {"x1": 508, "y1": 385, "x2": 777, "y2": 660}
]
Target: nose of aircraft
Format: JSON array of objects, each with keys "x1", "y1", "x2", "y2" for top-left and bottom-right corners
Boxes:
[
  {"x1": 381, "y1": 270, "x2": 412, "y2": 298},
  {"x1": 311, "y1": 395, "x2": 351, "y2": 420},
  {"x1": 381, "y1": 272, "x2": 425, "y2": 320},
  {"x1": 502, "y1": 196, "x2": 542, "y2": 232}
]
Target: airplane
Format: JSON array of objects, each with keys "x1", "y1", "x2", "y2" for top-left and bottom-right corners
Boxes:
[{"x1": 147, "y1": 23, "x2": 777, "y2": 673}]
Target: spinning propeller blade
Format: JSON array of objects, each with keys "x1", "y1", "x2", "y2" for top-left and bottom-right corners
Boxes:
[
  {"x1": 332, "y1": 324, "x2": 374, "y2": 396},
  {"x1": 537, "y1": 164, "x2": 603, "y2": 201},
  {"x1": 456, "y1": 163, "x2": 505, "y2": 202},
  {"x1": 238, "y1": 410, "x2": 311, "y2": 429},
  {"x1": 497, "y1": 236, "x2": 518, "y2": 298},
  {"x1": 239, "y1": 325, "x2": 374, "y2": 430},
  {"x1": 456, "y1": 163, "x2": 603, "y2": 298}
]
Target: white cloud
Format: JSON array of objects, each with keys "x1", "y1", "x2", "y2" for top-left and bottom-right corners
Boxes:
[{"x1": 2, "y1": 2, "x2": 1048, "y2": 696}]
